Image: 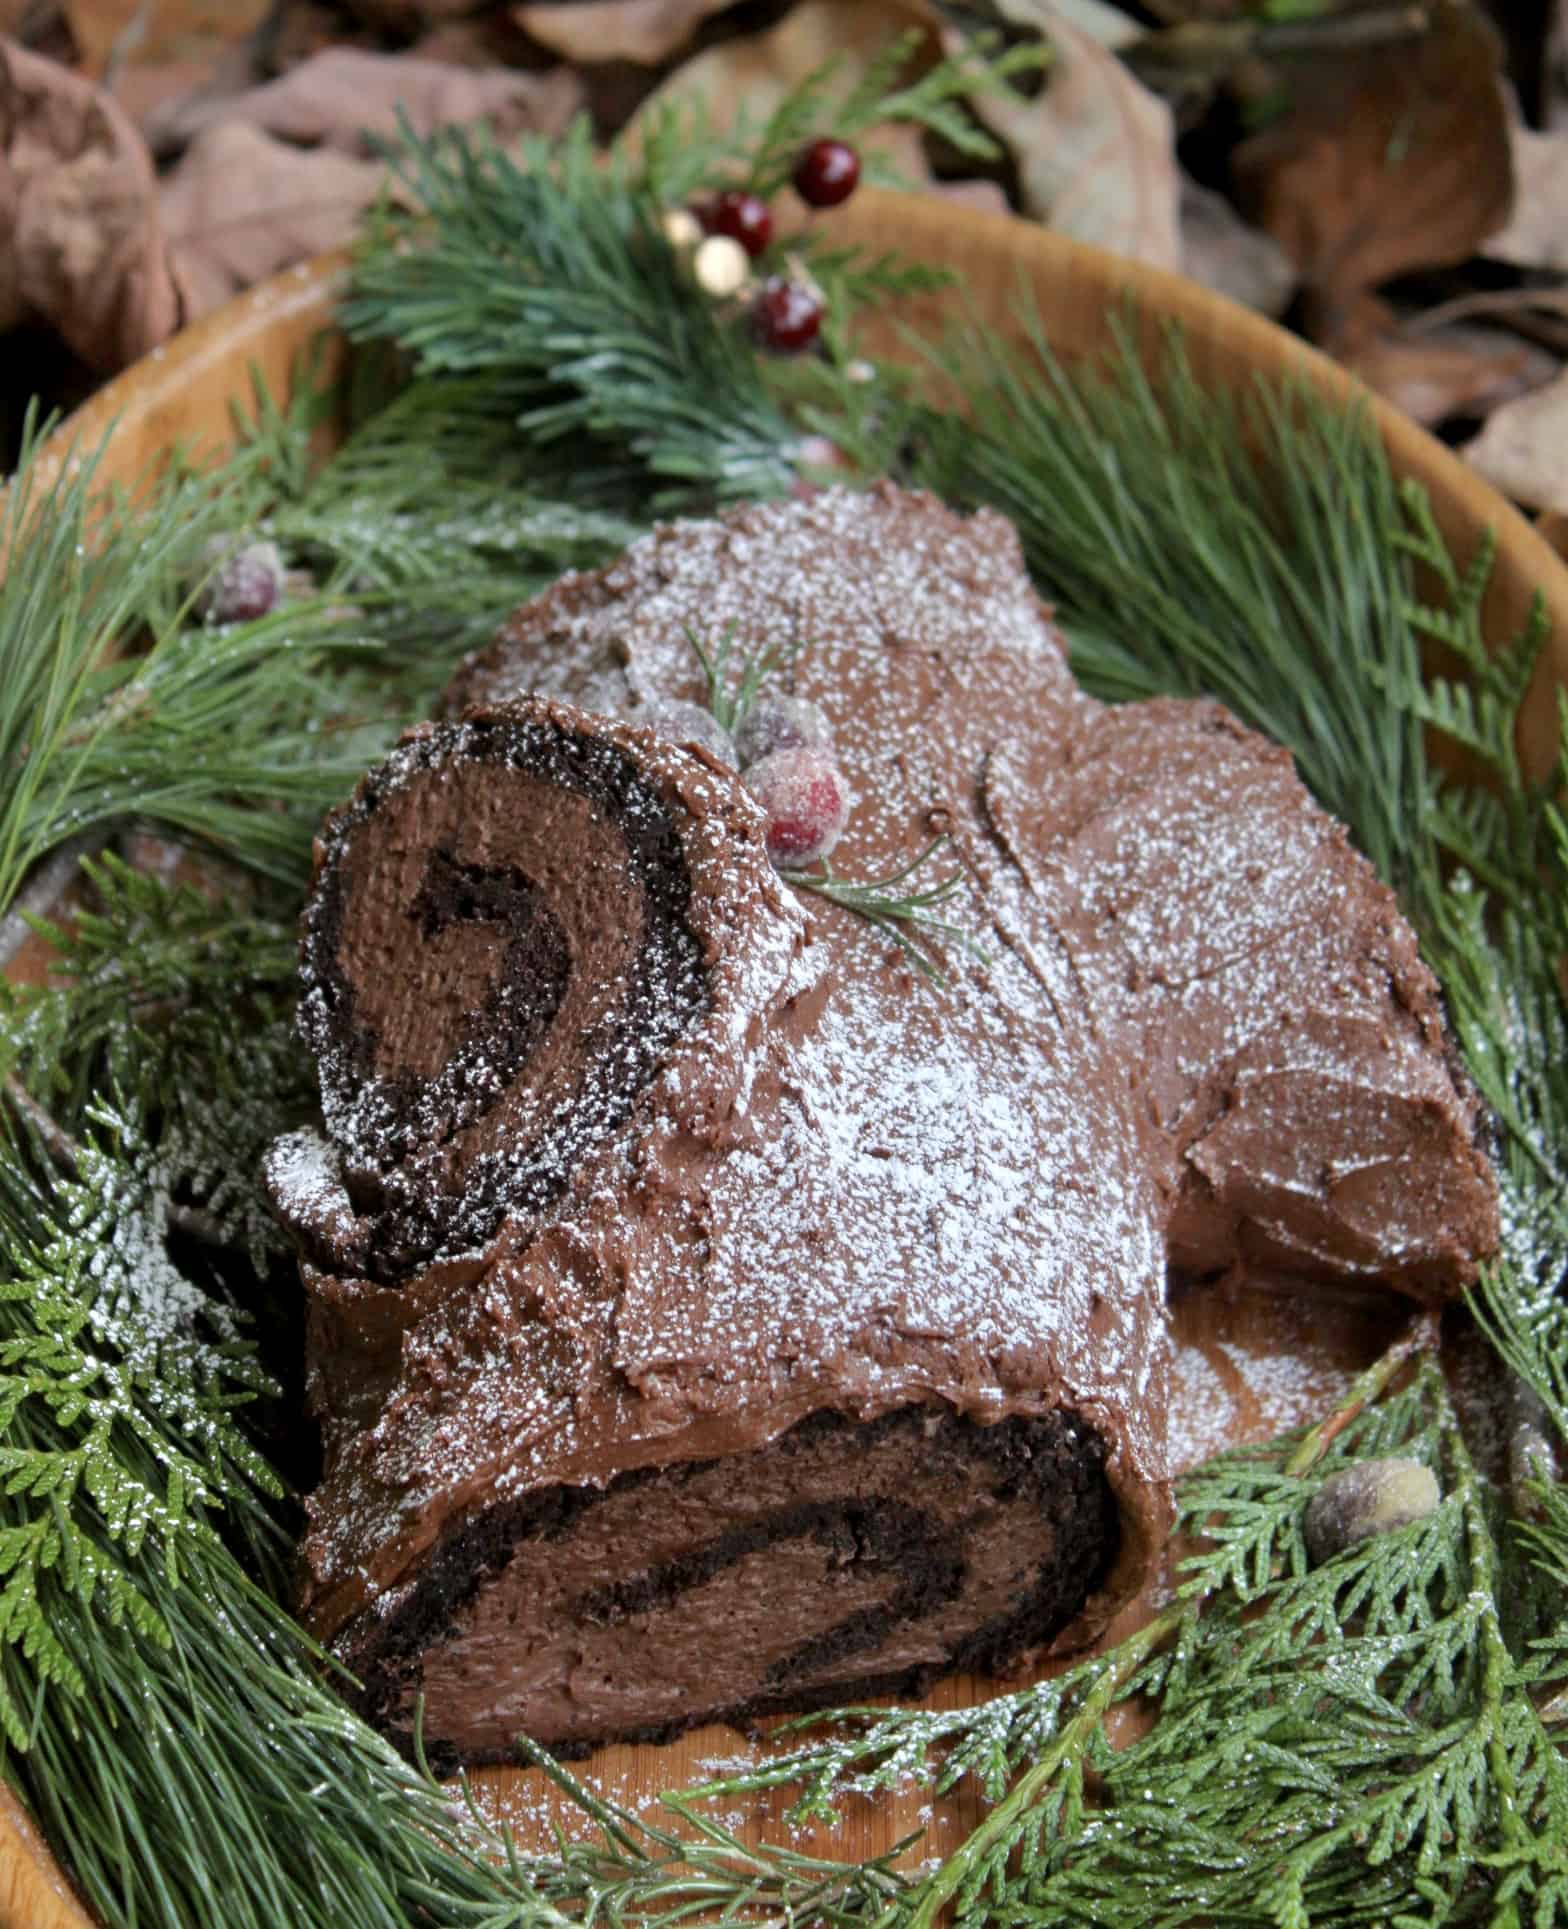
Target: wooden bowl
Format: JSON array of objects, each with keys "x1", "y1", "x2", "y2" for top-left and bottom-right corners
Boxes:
[{"x1": 8, "y1": 189, "x2": 1568, "y2": 1926}]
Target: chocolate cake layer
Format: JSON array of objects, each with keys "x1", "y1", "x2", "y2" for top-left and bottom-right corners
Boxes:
[
  {"x1": 288, "y1": 702, "x2": 802, "y2": 1282},
  {"x1": 344, "y1": 1405, "x2": 1116, "y2": 1765},
  {"x1": 271, "y1": 485, "x2": 1499, "y2": 1763}
]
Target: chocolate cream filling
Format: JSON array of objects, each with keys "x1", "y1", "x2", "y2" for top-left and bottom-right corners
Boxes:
[
  {"x1": 298, "y1": 712, "x2": 708, "y2": 1279},
  {"x1": 345, "y1": 1406, "x2": 1117, "y2": 1766}
]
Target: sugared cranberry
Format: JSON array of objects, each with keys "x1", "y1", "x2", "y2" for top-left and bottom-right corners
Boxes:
[
  {"x1": 639, "y1": 697, "x2": 736, "y2": 768},
  {"x1": 752, "y1": 278, "x2": 823, "y2": 355},
  {"x1": 193, "y1": 536, "x2": 284, "y2": 623},
  {"x1": 745, "y1": 746, "x2": 849, "y2": 868},
  {"x1": 735, "y1": 695, "x2": 832, "y2": 768},
  {"x1": 699, "y1": 189, "x2": 773, "y2": 259},
  {"x1": 792, "y1": 139, "x2": 860, "y2": 209}
]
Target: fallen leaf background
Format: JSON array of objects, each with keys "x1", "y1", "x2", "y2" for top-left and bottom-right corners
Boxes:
[{"x1": 4, "y1": 0, "x2": 1568, "y2": 525}]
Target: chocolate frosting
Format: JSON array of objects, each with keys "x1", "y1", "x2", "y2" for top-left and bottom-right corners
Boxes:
[{"x1": 271, "y1": 485, "x2": 1498, "y2": 1734}]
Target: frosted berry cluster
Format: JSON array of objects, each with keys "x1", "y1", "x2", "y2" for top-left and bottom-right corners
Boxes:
[
  {"x1": 663, "y1": 138, "x2": 864, "y2": 357},
  {"x1": 636, "y1": 688, "x2": 848, "y2": 871}
]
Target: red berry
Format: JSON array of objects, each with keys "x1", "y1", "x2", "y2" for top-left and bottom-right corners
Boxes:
[
  {"x1": 698, "y1": 190, "x2": 773, "y2": 259},
  {"x1": 792, "y1": 139, "x2": 860, "y2": 209},
  {"x1": 752, "y1": 278, "x2": 823, "y2": 355},
  {"x1": 745, "y1": 747, "x2": 850, "y2": 868}
]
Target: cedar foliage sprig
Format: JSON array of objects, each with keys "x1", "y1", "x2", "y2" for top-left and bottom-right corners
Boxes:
[{"x1": 685, "y1": 1347, "x2": 1568, "y2": 1925}]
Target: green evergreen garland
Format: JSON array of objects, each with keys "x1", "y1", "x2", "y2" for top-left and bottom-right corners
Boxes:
[{"x1": 0, "y1": 39, "x2": 1564, "y2": 1925}]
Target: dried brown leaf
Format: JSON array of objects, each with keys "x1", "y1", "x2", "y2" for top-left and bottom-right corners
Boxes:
[
  {"x1": 63, "y1": 0, "x2": 268, "y2": 78},
  {"x1": 411, "y1": 15, "x2": 540, "y2": 67},
  {"x1": 335, "y1": 0, "x2": 482, "y2": 35},
  {"x1": 0, "y1": 38, "x2": 180, "y2": 370},
  {"x1": 1178, "y1": 176, "x2": 1293, "y2": 315},
  {"x1": 159, "y1": 119, "x2": 392, "y2": 319},
  {"x1": 1462, "y1": 367, "x2": 1568, "y2": 513},
  {"x1": 631, "y1": 0, "x2": 941, "y2": 151},
  {"x1": 114, "y1": 39, "x2": 258, "y2": 144},
  {"x1": 513, "y1": 0, "x2": 737, "y2": 65},
  {"x1": 1233, "y1": 0, "x2": 1512, "y2": 352},
  {"x1": 0, "y1": 159, "x2": 22, "y2": 330},
  {"x1": 1484, "y1": 125, "x2": 1568, "y2": 272},
  {"x1": 1346, "y1": 322, "x2": 1558, "y2": 429},
  {"x1": 147, "y1": 45, "x2": 582, "y2": 156},
  {"x1": 1549, "y1": 0, "x2": 1568, "y2": 131},
  {"x1": 964, "y1": 0, "x2": 1179, "y2": 267}
]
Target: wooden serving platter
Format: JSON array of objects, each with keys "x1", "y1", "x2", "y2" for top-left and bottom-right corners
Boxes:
[{"x1": 8, "y1": 189, "x2": 1568, "y2": 1922}]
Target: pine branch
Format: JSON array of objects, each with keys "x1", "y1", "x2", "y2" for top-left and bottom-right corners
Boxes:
[
  {"x1": 344, "y1": 119, "x2": 804, "y2": 514},
  {"x1": 0, "y1": 415, "x2": 392, "y2": 907}
]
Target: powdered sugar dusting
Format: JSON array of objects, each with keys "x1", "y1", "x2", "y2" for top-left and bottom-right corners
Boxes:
[{"x1": 279, "y1": 485, "x2": 1495, "y2": 1633}]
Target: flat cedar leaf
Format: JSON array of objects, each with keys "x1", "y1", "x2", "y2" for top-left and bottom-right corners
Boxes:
[
  {"x1": 513, "y1": 0, "x2": 738, "y2": 65},
  {"x1": 962, "y1": 0, "x2": 1180, "y2": 269},
  {"x1": 1233, "y1": 0, "x2": 1513, "y2": 352},
  {"x1": 0, "y1": 39, "x2": 183, "y2": 372}
]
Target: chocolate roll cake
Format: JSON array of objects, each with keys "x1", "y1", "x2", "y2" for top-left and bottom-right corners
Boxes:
[{"x1": 270, "y1": 485, "x2": 1498, "y2": 1766}]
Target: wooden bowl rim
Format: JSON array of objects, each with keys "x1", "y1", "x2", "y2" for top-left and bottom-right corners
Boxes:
[{"x1": 48, "y1": 189, "x2": 1568, "y2": 651}]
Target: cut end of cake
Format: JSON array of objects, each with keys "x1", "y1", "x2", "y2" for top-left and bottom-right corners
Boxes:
[{"x1": 336, "y1": 1404, "x2": 1120, "y2": 1769}]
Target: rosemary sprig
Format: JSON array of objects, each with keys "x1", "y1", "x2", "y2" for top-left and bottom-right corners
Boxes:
[
  {"x1": 682, "y1": 619, "x2": 794, "y2": 734},
  {"x1": 786, "y1": 837, "x2": 978, "y2": 984},
  {"x1": 680, "y1": 624, "x2": 983, "y2": 980}
]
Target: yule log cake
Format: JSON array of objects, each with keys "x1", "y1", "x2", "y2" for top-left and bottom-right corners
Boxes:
[{"x1": 267, "y1": 484, "x2": 1498, "y2": 1767}]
